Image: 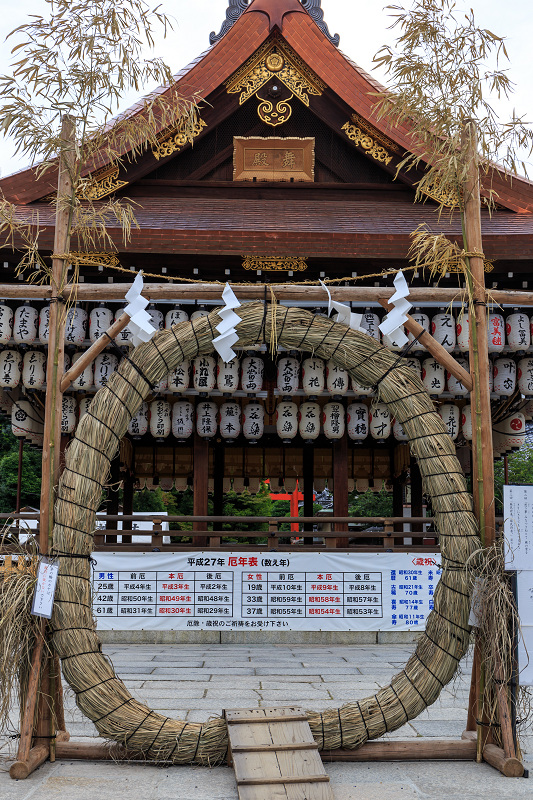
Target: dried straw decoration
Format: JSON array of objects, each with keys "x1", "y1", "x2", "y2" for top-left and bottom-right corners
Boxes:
[{"x1": 50, "y1": 303, "x2": 479, "y2": 763}]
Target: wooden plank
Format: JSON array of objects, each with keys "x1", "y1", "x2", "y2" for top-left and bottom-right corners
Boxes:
[
  {"x1": 239, "y1": 783, "x2": 333, "y2": 800},
  {"x1": 233, "y1": 750, "x2": 326, "y2": 784},
  {"x1": 229, "y1": 721, "x2": 314, "y2": 749},
  {"x1": 226, "y1": 707, "x2": 307, "y2": 724},
  {"x1": 238, "y1": 776, "x2": 330, "y2": 786},
  {"x1": 231, "y1": 743, "x2": 318, "y2": 753}
]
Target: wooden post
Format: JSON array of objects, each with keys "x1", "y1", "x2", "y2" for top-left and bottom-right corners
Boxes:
[
  {"x1": 121, "y1": 469, "x2": 135, "y2": 545},
  {"x1": 60, "y1": 312, "x2": 130, "y2": 392},
  {"x1": 303, "y1": 447, "x2": 315, "y2": 546},
  {"x1": 192, "y1": 433, "x2": 209, "y2": 547},
  {"x1": 212, "y1": 443, "x2": 224, "y2": 548},
  {"x1": 333, "y1": 437, "x2": 349, "y2": 548},
  {"x1": 16, "y1": 438, "x2": 23, "y2": 513}
]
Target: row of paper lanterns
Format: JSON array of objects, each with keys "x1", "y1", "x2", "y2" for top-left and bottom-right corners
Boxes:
[
  {"x1": 2, "y1": 347, "x2": 533, "y2": 400},
  {"x1": 1, "y1": 302, "x2": 533, "y2": 353}
]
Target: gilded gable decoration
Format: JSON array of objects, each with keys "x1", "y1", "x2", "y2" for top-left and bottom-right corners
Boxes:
[
  {"x1": 421, "y1": 176, "x2": 461, "y2": 210},
  {"x1": 79, "y1": 165, "x2": 129, "y2": 200},
  {"x1": 256, "y1": 94, "x2": 294, "y2": 126},
  {"x1": 341, "y1": 118, "x2": 395, "y2": 166},
  {"x1": 234, "y1": 136, "x2": 314, "y2": 181},
  {"x1": 242, "y1": 255, "x2": 308, "y2": 271},
  {"x1": 152, "y1": 118, "x2": 207, "y2": 161}
]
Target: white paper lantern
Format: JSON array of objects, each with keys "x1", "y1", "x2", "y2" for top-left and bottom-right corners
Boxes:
[
  {"x1": 407, "y1": 311, "x2": 429, "y2": 350},
  {"x1": 439, "y1": 403, "x2": 460, "y2": 440},
  {"x1": 219, "y1": 401, "x2": 241, "y2": 440},
  {"x1": 493, "y1": 412, "x2": 526, "y2": 454},
  {"x1": 456, "y1": 313, "x2": 470, "y2": 352},
  {"x1": 326, "y1": 360, "x2": 349, "y2": 396},
  {"x1": 393, "y1": 417, "x2": 409, "y2": 441},
  {"x1": 196, "y1": 401, "x2": 218, "y2": 439},
  {"x1": 493, "y1": 358, "x2": 516, "y2": 396},
  {"x1": 422, "y1": 358, "x2": 445, "y2": 395},
  {"x1": 351, "y1": 376, "x2": 374, "y2": 396},
  {"x1": 78, "y1": 397, "x2": 93, "y2": 423},
  {"x1": 242, "y1": 402, "x2": 265, "y2": 443},
  {"x1": 382, "y1": 331, "x2": 405, "y2": 351},
  {"x1": 404, "y1": 357, "x2": 422, "y2": 378},
  {"x1": 153, "y1": 374, "x2": 168, "y2": 393},
  {"x1": 61, "y1": 396, "x2": 77, "y2": 434},
  {"x1": 360, "y1": 310, "x2": 381, "y2": 341},
  {"x1": 461, "y1": 405, "x2": 473, "y2": 441},
  {"x1": 114, "y1": 308, "x2": 133, "y2": 345},
  {"x1": 302, "y1": 357, "x2": 325, "y2": 396},
  {"x1": 146, "y1": 306, "x2": 164, "y2": 332},
  {"x1": 277, "y1": 356, "x2": 299, "y2": 395},
  {"x1": 518, "y1": 358, "x2": 533, "y2": 396},
  {"x1": 149, "y1": 399, "x2": 171, "y2": 440},
  {"x1": 11, "y1": 400, "x2": 34, "y2": 438},
  {"x1": 70, "y1": 352, "x2": 93, "y2": 391},
  {"x1": 487, "y1": 313, "x2": 505, "y2": 353},
  {"x1": 276, "y1": 401, "x2": 298, "y2": 442},
  {"x1": 0, "y1": 304, "x2": 13, "y2": 344},
  {"x1": 166, "y1": 307, "x2": 189, "y2": 328},
  {"x1": 172, "y1": 400, "x2": 194, "y2": 441},
  {"x1": 94, "y1": 352, "x2": 119, "y2": 388},
  {"x1": 193, "y1": 355, "x2": 216, "y2": 393},
  {"x1": 65, "y1": 307, "x2": 88, "y2": 346},
  {"x1": 128, "y1": 401, "x2": 149, "y2": 438},
  {"x1": 322, "y1": 401, "x2": 345, "y2": 440},
  {"x1": 446, "y1": 358, "x2": 469, "y2": 396},
  {"x1": 89, "y1": 305, "x2": 113, "y2": 343},
  {"x1": 22, "y1": 350, "x2": 46, "y2": 390},
  {"x1": 347, "y1": 403, "x2": 369, "y2": 441},
  {"x1": 39, "y1": 305, "x2": 50, "y2": 344},
  {"x1": 0, "y1": 350, "x2": 22, "y2": 388},
  {"x1": 191, "y1": 307, "x2": 209, "y2": 321},
  {"x1": 299, "y1": 401, "x2": 321, "y2": 441},
  {"x1": 217, "y1": 357, "x2": 240, "y2": 394},
  {"x1": 506, "y1": 312, "x2": 530, "y2": 351},
  {"x1": 241, "y1": 356, "x2": 264, "y2": 394},
  {"x1": 13, "y1": 303, "x2": 38, "y2": 346},
  {"x1": 168, "y1": 361, "x2": 190, "y2": 393},
  {"x1": 369, "y1": 403, "x2": 391, "y2": 440},
  {"x1": 431, "y1": 312, "x2": 456, "y2": 351}
]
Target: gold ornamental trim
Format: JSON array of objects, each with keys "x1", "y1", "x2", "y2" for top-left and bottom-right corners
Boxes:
[
  {"x1": 341, "y1": 120, "x2": 394, "y2": 166},
  {"x1": 242, "y1": 255, "x2": 308, "y2": 272},
  {"x1": 79, "y1": 165, "x2": 129, "y2": 200},
  {"x1": 350, "y1": 113, "x2": 401, "y2": 154},
  {"x1": 152, "y1": 117, "x2": 207, "y2": 160},
  {"x1": 256, "y1": 93, "x2": 294, "y2": 127},
  {"x1": 420, "y1": 176, "x2": 461, "y2": 210},
  {"x1": 234, "y1": 136, "x2": 315, "y2": 182},
  {"x1": 225, "y1": 36, "x2": 325, "y2": 108}
]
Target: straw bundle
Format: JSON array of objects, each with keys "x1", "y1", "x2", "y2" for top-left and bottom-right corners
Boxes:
[{"x1": 50, "y1": 303, "x2": 479, "y2": 763}]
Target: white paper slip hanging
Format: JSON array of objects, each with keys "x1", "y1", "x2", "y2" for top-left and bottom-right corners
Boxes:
[{"x1": 31, "y1": 557, "x2": 60, "y2": 619}]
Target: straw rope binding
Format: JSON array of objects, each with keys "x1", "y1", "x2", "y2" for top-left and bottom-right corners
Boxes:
[{"x1": 50, "y1": 303, "x2": 479, "y2": 763}]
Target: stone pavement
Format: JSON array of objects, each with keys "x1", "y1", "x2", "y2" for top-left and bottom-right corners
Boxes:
[{"x1": 1, "y1": 644, "x2": 531, "y2": 799}]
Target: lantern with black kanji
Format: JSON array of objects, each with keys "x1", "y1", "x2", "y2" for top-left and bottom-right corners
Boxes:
[
  {"x1": 518, "y1": 358, "x2": 533, "y2": 396},
  {"x1": 149, "y1": 399, "x2": 171, "y2": 442},
  {"x1": 191, "y1": 306, "x2": 209, "y2": 321},
  {"x1": 165, "y1": 307, "x2": 189, "y2": 328},
  {"x1": 493, "y1": 358, "x2": 516, "y2": 397},
  {"x1": 147, "y1": 305, "x2": 164, "y2": 331},
  {"x1": 193, "y1": 355, "x2": 216, "y2": 394},
  {"x1": 38, "y1": 305, "x2": 50, "y2": 344},
  {"x1": 299, "y1": 401, "x2": 321, "y2": 442},
  {"x1": 70, "y1": 352, "x2": 94, "y2": 391},
  {"x1": 172, "y1": 400, "x2": 194, "y2": 442},
  {"x1": 128, "y1": 401, "x2": 149, "y2": 439},
  {"x1": 431, "y1": 311, "x2": 456, "y2": 352},
  {"x1": 277, "y1": 356, "x2": 299, "y2": 395},
  {"x1": 347, "y1": 403, "x2": 369, "y2": 441},
  {"x1": 369, "y1": 403, "x2": 391, "y2": 440},
  {"x1": 114, "y1": 308, "x2": 133, "y2": 345},
  {"x1": 439, "y1": 403, "x2": 460, "y2": 440},
  {"x1": 0, "y1": 303, "x2": 13, "y2": 344},
  {"x1": 422, "y1": 357, "x2": 445, "y2": 396},
  {"x1": 326, "y1": 360, "x2": 349, "y2": 396},
  {"x1": 219, "y1": 401, "x2": 241, "y2": 441},
  {"x1": 61, "y1": 396, "x2": 77, "y2": 435},
  {"x1": 322, "y1": 401, "x2": 345, "y2": 440},
  {"x1": 360, "y1": 309, "x2": 381, "y2": 341},
  {"x1": 22, "y1": 350, "x2": 46, "y2": 390},
  {"x1": 169, "y1": 361, "x2": 190, "y2": 393},
  {"x1": 351, "y1": 376, "x2": 373, "y2": 396},
  {"x1": 89, "y1": 304, "x2": 113, "y2": 343},
  {"x1": 407, "y1": 310, "x2": 429, "y2": 350},
  {"x1": 196, "y1": 401, "x2": 218, "y2": 439},
  {"x1": 217, "y1": 357, "x2": 240, "y2": 395},
  {"x1": 94, "y1": 352, "x2": 119, "y2": 388},
  {"x1": 65, "y1": 307, "x2": 88, "y2": 346},
  {"x1": 276, "y1": 401, "x2": 298, "y2": 443},
  {"x1": 506, "y1": 311, "x2": 530, "y2": 351},
  {"x1": 13, "y1": 302, "x2": 38, "y2": 346},
  {"x1": 0, "y1": 349, "x2": 22, "y2": 388},
  {"x1": 446, "y1": 358, "x2": 469, "y2": 397},
  {"x1": 302, "y1": 357, "x2": 325, "y2": 396},
  {"x1": 241, "y1": 355, "x2": 264, "y2": 395},
  {"x1": 78, "y1": 397, "x2": 93, "y2": 423},
  {"x1": 242, "y1": 401, "x2": 265, "y2": 444}
]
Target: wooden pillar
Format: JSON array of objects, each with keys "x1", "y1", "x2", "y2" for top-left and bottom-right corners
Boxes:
[
  {"x1": 392, "y1": 468, "x2": 404, "y2": 546},
  {"x1": 121, "y1": 469, "x2": 134, "y2": 545},
  {"x1": 105, "y1": 455, "x2": 121, "y2": 543},
  {"x1": 333, "y1": 436, "x2": 349, "y2": 547},
  {"x1": 16, "y1": 438, "x2": 23, "y2": 514},
  {"x1": 193, "y1": 433, "x2": 209, "y2": 547},
  {"x1": 303, "y1": 446, "x2": 315, "y2": 545},
  {"x1": 212, "y1": 443, "x2": 224, "y2": 546},
  {"x1": 410, "y1": 457, "x2": 424, "y2": 545}
]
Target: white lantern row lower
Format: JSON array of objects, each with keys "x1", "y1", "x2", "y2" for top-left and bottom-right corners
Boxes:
[
  {"x1": 128, "y1": 402, "x2": 149, "y2": 438},
  {"x1": 94, "y1": 352, "x2": 118, "y2": 388},
  {"x1": 326, "y1": 360, "x2": 349, "y2": 396},
  {"x1": 456, "y1": 313, "x2": 470, "y2": 352},
  {"x1": 347, "y1": 403, "x2": 369, "y2": 441},
  {"x1": 518, "y1": 358, "x2": 533, "y2": 396},
  {"x1": 191, "y1": 308, "x2": 210, "y2": 321},
  {"x1": 351, "y1": 377, "x2": 373, "y2": 396},
  {"x1": 71, "y1": 352, "x2": 93, "y2": 390},
  {"x1": 488, "y1": 313, "x2": 505, "y2": 353},
  {"x1": 276, "y1": 400, "x2": 298, "y2": 442},
  {"x1": 114, "y1": 308, "x2": 133, "y2": 345},
  {"x1": 493, "y1": 358, "x2": 516, "y2": 396},
  {"x1": 61, "y1": 396, "x2": 77, "y2": 434},
  {"x1": 404, "y1": 358, "x2": 422, "y2": 378},
  {"x1": 193, "y1": 355, "x2": 216, "y2": 393},
  {"x1": 0, "y1": 304, "x2": 14, "y2": 344},
  {"x1": 493, "y1": 413, "x2": 526, "y2": 456},
  {"x1": 22, "y1": 351, "x2": 46, "y2": 390},
  {"x1": 0, "y1": 349, "x2": 22, "y2": 388},
  {"x1": 422, "y1": 358, "x2": 445, "y2": 395},
  {"x1": 507, "y1": 312, "x2": 530, "y2": 351},
  {"x1": 89, "y1": 305, "x2": 113, "y2": 343},
  {"x1": 243, "y1": 402, "x2": 264, "y2": 443},
  {"x1": 172, "y1": 400, "x2": 194, "y2": 442},
  {"x1": 12, "y1": 400, "x2": 35, "y2": 438},
  {"x1": 78, "y1": 397, "x2": 93, "y2": 423},
  {"x1": 461, "y1": 405, "x2": 473, "y2": 441},
  {"x1": 217, "y1": 358, "x2": 240, "y2": 394},
  {"x1": 299, "y1": 401, "x2": 321, "y2": 441},
  {"x1": 149, "y1": 399, "x2": 171, "y2": 441},
  {"x1": 432, "y1": 312, "x2": 456, "y2": 351},
  {"x1": 302, "y1": 358, "x2": 325, "y2": 396},
  {"x1": 241, "y1": 356, "x2": 264, "y2": 394},
  {"x1": 407, "y1": 311, "x2": 429, "y2": 350},
  {"x1": 322, "y1": 402, "x2": 345, "y2": 440},
  {"x1": 14, "y1": 303, "x2": 38, "y2": 345},
  {"x1": 166, "y1": 307, "x2": 189, "y2": 328},
  {"x1": 439, "y1": 403, "x2": 460, "y2": 440},
  {"x1": 277, "y1": 356, "x2": 299, "y2": 395},
  {"x1": 169, "y1": 361, "x2": 190, "y2": 393},
  {"x1": 147, "y1": 307, "x2": 164, "y2": 331},
  {"x1": 446, "y1": 358, "x2": 469, "y2": 396},
  {"x1": 361, "y1": 311, "x2": 381, "y2": 341},
  {"x1": 153, "y1": 374, "x2": 169, "y2": 393},
  {"x1": 370, "y1": 403, "x2": 391, "y2": 440},
  {"x1": 65, "y1": 307, "x2": 88, "y2": 345},
  {"x1": 219, "y1": 402, "x2": 241, "y2": 440},
  {"x1": 393, "y1": 418, "x2": 408, "y2": 441},
  {"x1": 197, "y1": 401, "x2": 217, "y2": 439}
]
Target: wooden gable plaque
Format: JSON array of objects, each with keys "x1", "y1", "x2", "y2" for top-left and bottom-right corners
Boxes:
[{"x1": 233, "y1": 137, "x2": 315, "y2": 182}]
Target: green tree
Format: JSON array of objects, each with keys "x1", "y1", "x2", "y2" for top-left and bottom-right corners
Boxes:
[
  {"x1": 349, "y1": 488, "x2": 393, "y2": 518},
  {"x1": 0, "y1": 444, "x2": 42, "y2": 512},
  {"x1": 222, "y1": 482, "x2": 273, "y2": 532},
  {"x1": 494, "y1": 444, "x2": 533, "y2": 513}
]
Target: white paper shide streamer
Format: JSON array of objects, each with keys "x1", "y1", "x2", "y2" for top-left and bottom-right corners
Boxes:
[
  {"x1": 213, "y1": 284, "x2": 242, "y2": 363},
  {"x1": 379, "y1": 271, "x2": 412, "y2": 348},
  {"x1": 123, "y1": 273, "x2": 158, "y2": 348},
  {"x1": 320, "y1": 281, "x2": 363, "y2": 332}
]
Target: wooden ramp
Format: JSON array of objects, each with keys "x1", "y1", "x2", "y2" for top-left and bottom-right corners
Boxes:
[{"x1": 225, "y1": 707, "x2": 334, "y2": 800}]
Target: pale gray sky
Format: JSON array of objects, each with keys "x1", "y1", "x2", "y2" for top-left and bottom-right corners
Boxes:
[{"x1": 0, "y1": 0, "x2": 531, "y2": 178}]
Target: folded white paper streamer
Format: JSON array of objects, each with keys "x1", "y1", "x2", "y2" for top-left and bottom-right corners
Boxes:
[
  {"x1": 379, "y1": 271, "x2": 412, "y2": 348},
  {"x1": 212, "y1": 283, "x2": 242, "y2": 363},
  {"x1": 124, "y1": 272, "x2": 157, "y2": 348},
  {"x1": 319, "y1": 280, "x2": 363, "y2": 332}
]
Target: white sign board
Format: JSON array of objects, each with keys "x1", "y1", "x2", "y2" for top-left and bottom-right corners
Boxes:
[
  {"x1": 31, "y1": 557, "x2": 59, "y2": 619},
  {"x1": 92, "y1": 552, "x2": 441, "y2": 632},
  {"x1": 503, "y1": 485, "x2": 533, "y2": 569}
]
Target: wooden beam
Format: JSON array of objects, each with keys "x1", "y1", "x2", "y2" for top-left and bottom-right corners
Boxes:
[
  {"x1": 60, "y1": 312, "x2": 130, "y2": 392},
  {"x1": 193, "y1": 433, "x2": 209, "y2": 547},
  {"x1": 461, "y1": 730, "x2": 524, "y2": 777},
  {"x1": 333, "y1": 437, "x2": 349, "y2": 549},
  {"x1": 321, "y1": 738, "x2": 477, "y2": 762}
]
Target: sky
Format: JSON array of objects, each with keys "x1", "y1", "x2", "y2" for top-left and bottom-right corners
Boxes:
[{"x1": 0, "y1": 0, "x2": 531, "y2": 178}]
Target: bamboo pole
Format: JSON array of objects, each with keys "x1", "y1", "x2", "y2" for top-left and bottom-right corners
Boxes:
[
  {"x1": 1, "y1": 283, "x2": 533, "y2": 306},
  {"x1": 60, "y1": 312, "x2": 130, "y2": 392}
]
